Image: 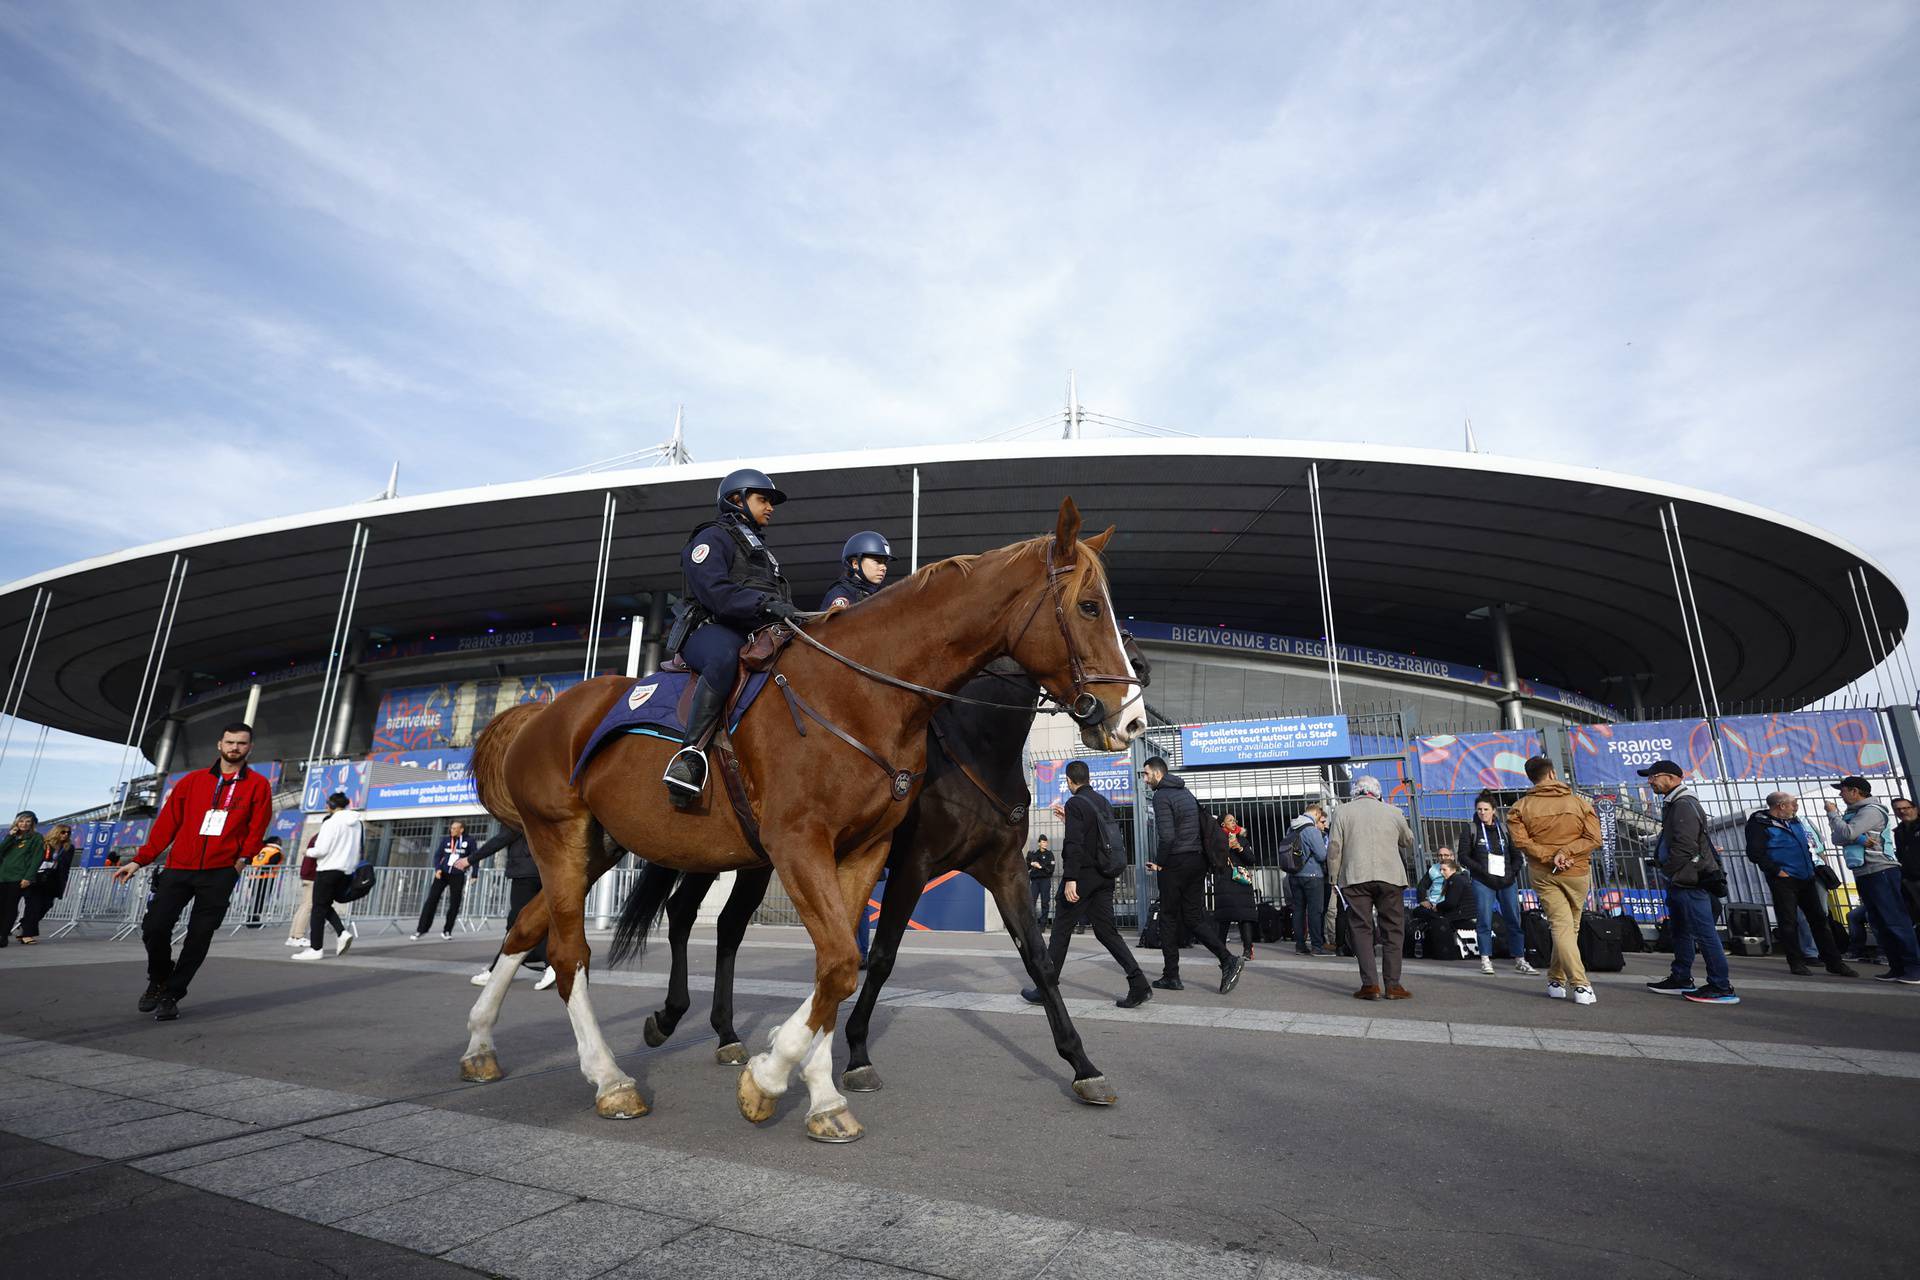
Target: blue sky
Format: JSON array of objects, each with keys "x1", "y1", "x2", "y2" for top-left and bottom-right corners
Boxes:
[{"x1": 1, "y1": 2, "x2": 1916, "y2": 816}]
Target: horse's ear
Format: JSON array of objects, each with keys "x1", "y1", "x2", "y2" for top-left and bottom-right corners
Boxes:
[
  {"x1": 1051, "y1": 498, "x2": 1082, "y2": 556},
  {"x1": 1083, "y1": 525, "x2": 1115, "y2": 555}
]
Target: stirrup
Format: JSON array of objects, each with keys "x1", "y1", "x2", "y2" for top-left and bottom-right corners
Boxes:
[{"x1": 663, "y1": 746, "x2": 709, "y2": 806}]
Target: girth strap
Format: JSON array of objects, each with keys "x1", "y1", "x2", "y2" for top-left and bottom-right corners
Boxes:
[
  {"x1": 712, "y1": 739, "x2": 772, "y2": 864},
  {"x1": 774, "y1": 674, "x2": 922, "y2": 802}
]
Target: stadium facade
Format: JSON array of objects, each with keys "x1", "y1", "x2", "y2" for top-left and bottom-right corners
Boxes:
[{"x1": 0, "y1": 439, "x2": 1909, "y2": 929}]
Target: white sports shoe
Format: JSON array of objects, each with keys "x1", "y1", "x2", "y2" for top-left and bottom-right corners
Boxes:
[
  {"x1": 292, "y1": 948, "x2": 325, "y2": 960},
  {"x1": 1572, "y1": 986, "x2": 1598, "y2": 1005},
  {"x1": 1479, "y1": 956, "x2": 1495, "y2": 974},
  {"x1": 470, "y1": 969, "x2": 492, "y2": 987},
  {"x1": 534, "y1": 967, "x2": 558, "y2": 991},
  {"x1": 409, "y1": 933, "x2": 422, "y2": 940},
  {"x1": 285, "y1": 937, "x2": 304, "y2": 948},
  {"x1": 1514, "y1": 958, "x2": 1540, "y2": 975},
  {"x1": 1547, "y1": 980, "x2": 1567, "y2": 999},
  {"x1": 335, "y1": 932, "x2": 353, "y2": 957}
]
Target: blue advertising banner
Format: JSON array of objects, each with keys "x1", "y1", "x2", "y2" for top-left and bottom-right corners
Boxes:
[
  {"x1": 372, "y1": 674, "x2": 581, "y2": 751},
  {"x1": 1412, "y1": 730, "x2": 1544, "y2": 794},
  {"x1": 1033, "y1": 754, "x2": 1135, "y2": 805},
  {"x1": 74, "y1": 822, "x2": 118, "y2": 867},
  {"x1": 1180, "y1": 716, "x2": 1351, "y2": 767},
  {"x1": 306, "y1": 751, "x2": 479, "y2": 811},
  {"x1": 1596, "y1": 794, "x2": 1618, "y2": 881},
  {"x1": 1716, "y1": 711, "x2": 1896, "y2": 781},
  {"x1": 1571, "y1": 712, "x2": 1896, "y2": 786},
  {"x1": 1567, "y1": 719, "x2": 1716, "y2": 785},
  {"x1": 869, "y1": 869, "x2": 984, "y2": 932}
]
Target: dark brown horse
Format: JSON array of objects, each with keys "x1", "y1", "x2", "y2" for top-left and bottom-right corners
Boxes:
[
  {"x1": 464, "y1": 499, "x2": 1144, "y2": 1140},
  {"x1": 625, "y1": 640, "x2": 1153, "y2": 1106}
]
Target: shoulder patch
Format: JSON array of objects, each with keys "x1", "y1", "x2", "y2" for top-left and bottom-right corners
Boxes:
[{"x1": 690, "y1": 543, "x2": 711, "y2": 565}]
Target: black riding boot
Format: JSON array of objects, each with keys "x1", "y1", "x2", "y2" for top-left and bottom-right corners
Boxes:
[{"x1": 664, "y1": 681, "x2": 728, "y2": 805}]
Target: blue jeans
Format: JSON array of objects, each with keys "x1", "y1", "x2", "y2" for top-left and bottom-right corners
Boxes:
[
  {"x1": 1855, "y1": 867, "x2": 1920, "y2": 977},
  {"x1": 1667, "y1": 886, "x2": 1730, "y2": 990},
  {"x1": 1288, "y1": 876, "x2": 1326, "y2": 950},
  {"x1": 1472, "y1": 879, "x2": 1525, "y2": 960}
]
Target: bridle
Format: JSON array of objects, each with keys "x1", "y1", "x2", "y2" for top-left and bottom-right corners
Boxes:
[{"x1": 781, "y1": 540, "x2": 1137, "y2": 730}]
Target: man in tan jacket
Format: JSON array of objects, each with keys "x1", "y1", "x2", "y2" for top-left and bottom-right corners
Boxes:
[
  {"x1": 1327, "y1": 775, "x2": 1416, "y2": 1000},
  {"x1": 1506, "y1": 755, "x2": 1603, "y2": 1004}
]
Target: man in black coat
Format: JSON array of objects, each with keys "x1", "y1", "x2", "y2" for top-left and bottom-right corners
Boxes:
[
  {"x1": 469, "y1": 825, "x2": 554, "y2": 990},
  {"x1": 1027, "y1": 835, "x2": 1055, "y2": 927},
  {"x1": 1022, "y1": 760, "x2": 1150, "y2": 1009},
  {"x1": 1144, "y1": 757, "x2": 1245, "y2": 994}
]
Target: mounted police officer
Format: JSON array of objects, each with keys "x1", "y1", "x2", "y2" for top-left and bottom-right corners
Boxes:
[
  {"x1": 663, "y1": 468, "x2": 800, "y2": 803},
  {"x1": 820, "y1": 530, "x2": 893, "y2": 610}
]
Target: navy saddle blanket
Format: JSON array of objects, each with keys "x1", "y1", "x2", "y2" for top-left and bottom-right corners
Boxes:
[{"x1": 571, "y1": 669, "x2": 772, "y2": 784}]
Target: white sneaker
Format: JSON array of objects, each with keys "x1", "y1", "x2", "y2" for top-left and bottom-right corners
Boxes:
[
  {"x1": 335, "y1": 932, "x2": 353, "y2": 957},
  {"x1": 470, "y1": 969, "x2": 492, "y2": 987},
  {"x1": 534, "y1": 967, "x2": 558, "y2": 991},
  {"x1": 1572, "y1": 986, "x2": 1598, "y2": 1005},
  {"x1": 292, "y1": 948, "x2": 325, "y2": 960},
  {"x1": 1514, "y1": 958, "x2": 1540, "y2": 976},
  {"x1": 410, "y1": 933, "x2": 422, "y2": 940},
  {"x1": 441, "y1": 931, "x2": 453, "y2": 940},
  {"x1": 1479, "y1": 956, "x2": 1495, "y2": 974},
  {"x1": 285, "y1": 937, "x2": 304, "y2": 948},
  {"x1": 1547, "y1": 980, "x2": 1567, "y2": 999}
]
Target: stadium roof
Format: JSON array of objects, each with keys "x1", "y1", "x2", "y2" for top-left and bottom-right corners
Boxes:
[{"x1": 0, "y1": 438, "x2": 1904, "y2": 740}]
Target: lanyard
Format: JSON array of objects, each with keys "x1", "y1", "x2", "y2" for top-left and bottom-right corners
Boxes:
[{"x1": 209, "y1": 771, "x2": 241, "y2": 812}]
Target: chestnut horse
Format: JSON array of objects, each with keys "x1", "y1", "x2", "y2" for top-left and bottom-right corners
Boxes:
[
  {"x1": 464, "y1": 498, "x2": 1143, "y2": 1141},
  {"x1": 624, "y1": 640, "x2": 1152, "y2": 1105}
]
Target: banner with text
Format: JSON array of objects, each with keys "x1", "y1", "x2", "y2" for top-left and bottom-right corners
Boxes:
[
  {"x1": 1033, "y1": 754, "x2": 1135, "y2": 805},
  {"x1": 1180, "y1": 715, "x2": 1351, "y2": 767},
  {"x1": 1412, "y1": 730, "x2": 1544, "y2": 794},
  {"x1": 372, "y1": 674, "x2": 582, "y2": 751}
]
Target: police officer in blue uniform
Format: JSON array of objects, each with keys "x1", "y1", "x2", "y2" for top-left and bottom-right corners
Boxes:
[
  {"x1": 663, "y1": 468, "x2": 800, "y2": 802},
  {"x1": 819, "y1": 530, "x2": 893, "y2": 610}
]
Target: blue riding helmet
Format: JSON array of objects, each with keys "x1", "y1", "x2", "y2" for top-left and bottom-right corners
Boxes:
[
  {"x1": 717, "y1": 467, "x2": 788, "y2": 512},
  {"x1": 841, "y1": 530, "x2": 893, "y2": 565}
]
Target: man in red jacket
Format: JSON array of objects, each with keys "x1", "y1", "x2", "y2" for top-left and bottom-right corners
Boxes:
[{"x1": 113, "y1": 722, "x2": 274, "y2": 1021}]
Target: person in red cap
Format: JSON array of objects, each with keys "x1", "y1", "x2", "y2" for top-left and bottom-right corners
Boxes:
[{"x1": 113, "y1": 722, "x2": 274, "y2": 1021}]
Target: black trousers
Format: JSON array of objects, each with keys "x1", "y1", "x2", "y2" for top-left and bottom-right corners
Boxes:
[
  {"x1": 1768, "y1": 874, "x2": 1843, "y2": 964},
  {"x1": 142, "y1": 867, "x2": 239, "y2": 998},
  {"x1": 0, "y1": 882, "x2": 24, "y2": 943},
  {"x1": 1030, "y1": 878, "x2": 1051, "y2": 924},
  {"x1": 1046, "y1": 879, "x2": 1141, "y2": 982},
  {"x1": 506, "y1": 874, "x2": 548, "y2": 967},
  {"x1": 417, "y1": 876, "x2": 466, "y2": 934},
  {"x1": 309, "y1": 869, "x2": 350, "y2": 951},
  {"x1": 1157, "y1": 863, "x2": 1233, "y2": 977},
  {"x1": 21, "y1": 887, "x2": 59, "y2": 938}
]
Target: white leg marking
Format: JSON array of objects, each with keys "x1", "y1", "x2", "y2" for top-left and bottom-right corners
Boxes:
[
  {"x1": 463, "y1": 950, "x2": 526, "y2": 1060},
  {"x1": 748, "y1": 995, "x2": 816, "y2": 1097},
  {"x1": 798, "y1": 1028, "x2": 847, "y2": 1118},
  {"x1": 563, "y1": 968, "x2": 633, "y2": 1096}
]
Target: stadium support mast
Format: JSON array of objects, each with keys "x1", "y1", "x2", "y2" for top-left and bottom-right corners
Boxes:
[
  {"x1": 1063, "y1": 371, "x2": 1083, "y2": 440},
  {"x1": 1464, "y1": 418, "x2": 1479, "y2": 453}
]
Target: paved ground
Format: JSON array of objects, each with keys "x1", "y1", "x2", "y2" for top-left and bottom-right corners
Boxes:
[{"x1": 3, "y1": 922, "x2": 1918, "y2": 1280}]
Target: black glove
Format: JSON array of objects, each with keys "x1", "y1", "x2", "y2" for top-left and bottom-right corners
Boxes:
[{"x1": 763, "y1": 598, "x2": 801, "y2": 623}]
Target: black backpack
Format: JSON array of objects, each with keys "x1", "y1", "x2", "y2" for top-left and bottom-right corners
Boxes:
[
  {"x1": 1199, "y1": 805, "x2": 1232, "y2": 873},
  {"x1": 1079, "y1": 793, "x2": 1128, "y2": 879},
  {"x1": 1274, "y1": 829, "x2": 1305, "y2": 875}
]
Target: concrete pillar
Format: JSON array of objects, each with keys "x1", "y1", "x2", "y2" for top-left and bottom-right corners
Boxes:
[
  {"x1": 641, "y1": 592, "x2": 669, "y2": 676},
  {"x1": 151, "y1": 683, "x2": 186, "y2": 774},
  {"x1": 327, "y1": 638, "x2": 364, "y2": 758},
  {"x1": 242, "y1": 683, "x2": 263, "y2": 730},
  {"x1": 1489, "y1": 605, "x2": 1524, "y2": 731}
]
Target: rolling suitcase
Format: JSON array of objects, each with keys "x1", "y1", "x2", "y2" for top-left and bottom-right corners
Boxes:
[{"x1": 1522, "y1": 907, "x2": 1552, "y2": 966}]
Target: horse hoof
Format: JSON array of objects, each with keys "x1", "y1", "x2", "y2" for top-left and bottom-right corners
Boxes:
[
  {"x1": 841, "y1": 1064, "x2": 884, "y2": 1093},
  {"x1": 736, "y1": 1067, "x2": 779, "y2": 1124},
  {"x1": 595, "y1": 1082, "x2": 650, "y2": 1119},
  {"x1": 643, "y1": 1015, "x2": 670, "y2": 1049},
  {"x1": 1071, "y1": 1075, "x2": 1118, "y2": 1106},
  {"x1": 459, "y1": 1051, "x2": 503, "y2": 1083},
  {"x1": 714, "y1": 1042, "x2": 748, "y2": 1066},
  {"x1": 805, "y1": 1105, "x2": 865, "y2": 1144}
]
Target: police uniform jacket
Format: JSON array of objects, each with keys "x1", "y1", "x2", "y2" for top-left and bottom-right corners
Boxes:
[
  {"x1": 682, "y1": 511, "x2": 792, "y2": 630},
  {"x1": 819, "y1": 571, "x2": 879, "y2": 611}
]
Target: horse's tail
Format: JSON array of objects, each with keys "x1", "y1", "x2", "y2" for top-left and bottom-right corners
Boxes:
[
  {"x1": 608, "y1": 861, "x2": 681, "y2": 967},
  {"x1": 471, "y1": 701, "x2": 543, "y2": 833}
]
